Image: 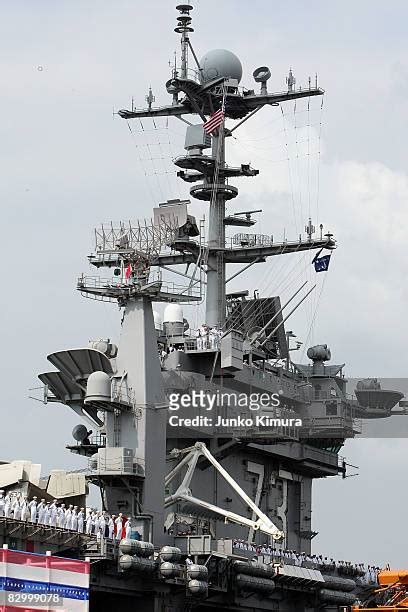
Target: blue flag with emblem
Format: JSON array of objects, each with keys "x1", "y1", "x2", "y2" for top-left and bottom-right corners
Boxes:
[{"x1": 313, "y1": 254, "x2": 331, "y2": 272}]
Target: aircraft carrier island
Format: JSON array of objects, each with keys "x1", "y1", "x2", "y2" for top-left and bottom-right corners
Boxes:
[{"x1": 0, "y1": 4, "x2": 404, "y2": 612}]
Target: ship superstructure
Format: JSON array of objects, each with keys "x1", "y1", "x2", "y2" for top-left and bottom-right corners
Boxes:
[{"x1": 0, "y1": 4, "x2": 405, "y2": 612}]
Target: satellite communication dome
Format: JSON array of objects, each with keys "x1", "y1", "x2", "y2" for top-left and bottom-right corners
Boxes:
[
  {"x1": 163, "y1": 304, "x2": 183, "y2": 323},
  {"x1": 85, "y1": 371, "x2": 111, "y2": 404},
  {"x1": 200, "y1": 49, "x2": 243, "y2": 83}
]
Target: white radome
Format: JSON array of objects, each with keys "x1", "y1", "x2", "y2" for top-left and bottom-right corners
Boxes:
[
  {"x1": 163, "y1": 304, "x2": 184, "y2": 323},
  {"x1": 200, "y1": 49, "x2": 243, "y2": 83},
  {"x1": 85, "y1": 371, "x2": 111, "y2": 403}
]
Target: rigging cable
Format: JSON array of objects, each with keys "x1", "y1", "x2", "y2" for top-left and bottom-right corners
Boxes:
[
  {"x1": 292, "y1": 100, "x2": 304, "y2": 233},
  {"x1": 281, "y1": 105, "x2": 299, "y2": 235},
  {"x1": 125, "y1": 120, "x2": 157, "y2": 205}
]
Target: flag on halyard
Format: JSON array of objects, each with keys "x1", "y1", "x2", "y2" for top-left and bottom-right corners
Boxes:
[
  {"x1": 124, "y1": 263, "x2": 133, "y2": 279},
  {"x1": 314, "y1": 254, "x2": 331, "y2": 272},
  {"x1": 203, "y1": 108, "x2": 225, "y2": 134}
]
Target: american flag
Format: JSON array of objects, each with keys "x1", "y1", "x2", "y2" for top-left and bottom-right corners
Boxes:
[
  {"x1": 0, "y1": 548, "x2": 90, "y2": 611},
  {"x1": 203, "y1": 108, "x2": 225, "y2": 135}
]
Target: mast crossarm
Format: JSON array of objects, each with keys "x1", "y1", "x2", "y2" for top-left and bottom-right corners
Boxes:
[
  {"x1": 238, "y1": 87, "x2": 324, "y2": 110},
  {"x1": 118, "y1": 103, "x2": 191, "y2": 120},
  {"x1": 154, "y1": 253, "x2": 196, "y2": 266},
  {"x1": 224, "y1": 238, "x2": 335, "y2": 263},
  {"x1": 118, "y1": 86, "x2": 325, "y2": 122}
]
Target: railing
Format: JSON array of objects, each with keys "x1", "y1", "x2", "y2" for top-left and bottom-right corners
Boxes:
[
  {"x1": 301, "y1": 416, "x2": 362, "y2": 435},
  {"x1": 233, "y1": 233, "x2": 274, "y2": 247},
  {"x1": 111, "y1": 379, "x2": 134, "y2": 407},
  {"x1": 184, "y1": 337, "x2": 221, "y2": 351},
  {"x1": 77, "y1": 275, "x2": 201, "y2": 300},
  {"x1": 69, "y1": 434, "x2": 106, "y2": 448}
]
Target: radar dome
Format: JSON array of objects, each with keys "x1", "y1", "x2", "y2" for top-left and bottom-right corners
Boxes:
[
  {"x1": 72, "y1": 424, "x2": 88, "y2": 442},
  {"x1": 85, "y1": 371, "x2": 111, "y2": 404},
  {"x1": 307, "y1": 345, "x2": 331, "y2": 362},
  {"x1": 163, "y1": 304, "x2": 183, "y2": 323},
  {"x1": 200, "y1": 49, "x2": 243, "y2": 83}
]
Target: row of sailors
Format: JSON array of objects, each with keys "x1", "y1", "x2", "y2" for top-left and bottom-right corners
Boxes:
[
  {"x1": 232, "y1": 541, "x2": 380, "y2": 584},
  {"x1": 0, "y1": 492, "x2": 133, "y2": 540},
  {"x1": 195, "y1": 324, "x2": 223, "y2": 350}
]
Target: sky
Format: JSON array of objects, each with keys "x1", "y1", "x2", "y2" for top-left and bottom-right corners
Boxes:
[{"x1": 1, "y1": 0, "x2": 408, "y2": 566}]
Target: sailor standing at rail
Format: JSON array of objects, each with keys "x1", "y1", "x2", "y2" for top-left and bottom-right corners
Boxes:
[
  {"x1": 65, "y1": 505, "x2": 73, "y2": 530},
  {"x1": 94, "y1": 511, "x2": 101, "y2": 535},
  {"x1": 115, "y1": 513, "x2": 123, "y2": 540},
  {"x1": 37, "y1": 499, "x2": 46, "y2": 525},
  {"x1": 199, "y1": 324, "x2": 209, "y2": 349},
  {"x1": 49, "y1": 500, "x2": 58, "y2": 527},
  {"x1": 77, "y1": 508, "x2": 85, "y2": 533},
  {"x1": 20, "y1": 496, "x2": 29, "y2": 522},
  {"x1": 99, "y1": 512, "x2": 106, "y2": 538},
  {"x1": 28, "y1": 497, "x2": 38, "y2": 523},
  {"x1": 0, "y1": 491, "x2": 5, "y2": 517},
  {"x1": 57, "y1": 503, "x2": 65, "y2": 528},
  {"x1": 12, "y1": 495, "x2": 21, "y2": 521},
  {"x1": 3, "y1": 493, "x2": 12, "y2": 518},
  {"x1": 71, "y1": 506, "x2": 78, "y2": 531},
  {"x1": 108, "y1": 515, "x2": 115, "y2": 539},
  {"x1": 195, "y1": 328, "x2": 202, "y2": 350},
  {"x1": 44, "y1": 502, "x2": 51, "y2": 526},
  {"x1": 209, "y1": 327, "x2": 217, "y2": 349},
  {"x1": 125, "y1": 517, "x2": 132, "y2": 539},
  {"x1": 86, "y1": 510, "x2": 93, "y2": 535}
]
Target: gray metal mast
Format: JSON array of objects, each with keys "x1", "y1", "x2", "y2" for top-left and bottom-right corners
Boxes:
[
  {"x1": 206, "y1": 128, "x2": 226, "y2": 327},
  {"x1": 118, "y1": 3, "x2": 333, "y2": 329}
]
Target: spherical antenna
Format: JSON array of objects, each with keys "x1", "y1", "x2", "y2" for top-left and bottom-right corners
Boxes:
[
  {"x1": 72, "y1": 424, "x2": 89, "y2": 442},
  {"x1": 200, "y1": 49, "x2": 243, "y2": 83}
]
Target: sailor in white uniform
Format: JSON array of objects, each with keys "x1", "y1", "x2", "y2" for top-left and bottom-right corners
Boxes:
[
  {"x1": 28, "y1": 497, "x2": 38, "y2": 523},
  {"x1": 20, "y1": 496, "x2": 30, "y2": 521},
  {"x1": 4, "y1": 493, "x2": 12, "y2": 518},
  {"x1": 57, "y1": 503, "x2": 66, "y2": 528},
  {"x1": 37, "y1": 499, "x2": 46, "y2": 525},
  {"x1": 195, "y1": 328, "x2": 202, "y2": 350},
  {"x1": 77, "y1": 508, "x2": 85, "y2": 533},
  {"x1": 98, "y1": 512, "x2": 106, "y2": 538},
  {"x1": 12, "y1": 496, "x2": 21, "y2": 521},
  {"x1": 71, "y1": 506, "x2": 78, "y2": 532},
  {"x1": 85, "y1": 510, "x2": 93, "y2": 535},
  {"x1": 91, "y1": 511, "x2": 97, "y2": 534},
  {"x1": 108, "y1": 515, "x2": 115, "y2": 539},
  {"x1": 49, "y1": 500, "x2": 58, "y2": 527},
  {"x1": 125, "y1": 518, "x2": 132, "y2": 539},
  {"x1": 65, "y1": 505, "x2": 73, "y2": 530},
  {"x1": 94, "y1": 511, "x2": 100, "y2": 535},
  {"x1": 44, "y1": 502, "x2": 51, "y2": 526},
  {"x1": 115, "y1": 513, "x2": 123, "y2": 540},
  {"x1": 199, "y1": 324, "x2": 209, "y2": 350},
  {"x1": 0, "y1": 491, "x2": 5, "y2": 517}
]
